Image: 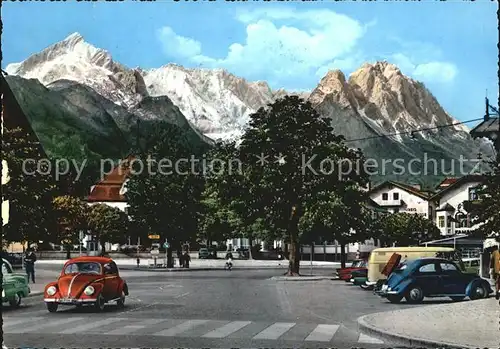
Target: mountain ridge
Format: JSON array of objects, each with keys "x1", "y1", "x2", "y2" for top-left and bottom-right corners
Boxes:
[{"x1": 5, "y1": 32, "x2": 494, "y2": 188}]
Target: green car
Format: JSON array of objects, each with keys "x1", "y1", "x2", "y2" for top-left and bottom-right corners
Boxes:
[{"x1": 2, "y1": 258, "x2": 30, "y2": 307}]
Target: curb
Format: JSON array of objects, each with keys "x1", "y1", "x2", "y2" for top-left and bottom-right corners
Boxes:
[
  {"x1": 269, "y1": 276, "x2": 337, "y2": 281},
  {"x1": 119, "y1": 266, "x2": 295, "y2": 272},
  {"x1": 357, "y1": 314, "x2": 473, "y2": 349}
]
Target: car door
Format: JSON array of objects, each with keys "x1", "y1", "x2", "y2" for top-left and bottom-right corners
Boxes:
[
  {"x1": 438, "y1": 262, "x2": 466, "y2": 295},
  {"x1": 103, "y1": 262, "x2": 120, "y2": 300},
  {"x1": 414, "y1": 262, "x2": 442, "y2": 295}
]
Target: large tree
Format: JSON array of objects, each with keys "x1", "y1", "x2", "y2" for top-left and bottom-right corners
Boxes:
[
  {"x1": 2, "y1": 127, "x2": 58, "y2": 246},
  {"x1": 223, "y1": 96, "x2": 367, "y2": 275},
  {"x1": 87, "y1": 203, "x2": 130, "y2": 255},
  {"x1": 52, "y1": 195, "x2": 89, "y2": 258},
  {"x1": 125, "y1": 123, "x2": 205, "y2": 267},
  {"x1": 299, "y1": 186, "x2": 371, "y2": 268},
  {"x1": 373, "y1": 212, "x2": 441, "y2": 246},
  {"x1": 465, "y1": 153, "x2": 500, "y2": 239}
]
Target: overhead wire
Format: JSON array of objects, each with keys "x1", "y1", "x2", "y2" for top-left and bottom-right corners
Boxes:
[{"x1": 343, "y1": 117, "x2": 488, "y2": 143}]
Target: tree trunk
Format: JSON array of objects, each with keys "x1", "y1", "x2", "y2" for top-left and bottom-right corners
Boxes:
[
  {"x1": 247, "y1": 233, "x2": 253, "y2": 260},
  {"x1": 286, "y1": 205, "x2": 300, "y2": 276},
  {"x1": 340, "y1": 243, "x2": 346, "y2": 268},
  {"x1": 100, "y1": 241, "x2": 106, "y2": 256}
]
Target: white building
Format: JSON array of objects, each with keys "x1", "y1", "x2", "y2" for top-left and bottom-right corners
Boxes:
[
  {"x1": 369, "y1": 181, "x2": 434, "y2": 217},
  {"x1": 429, "y1": 175, "x2": 484, "y2": 236}
]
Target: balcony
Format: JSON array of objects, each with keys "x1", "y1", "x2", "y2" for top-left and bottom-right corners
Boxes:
[{"x1": 378, "y1": 199, "x2": 405, "y2": 207}]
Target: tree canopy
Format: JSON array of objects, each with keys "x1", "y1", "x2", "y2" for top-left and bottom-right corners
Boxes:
[
  {"x1": 87, "y1": 203, "x2": 130, "y2": 253},
  {"x1": 210, "y1": 96, "x2": 368, "y2": 274}
]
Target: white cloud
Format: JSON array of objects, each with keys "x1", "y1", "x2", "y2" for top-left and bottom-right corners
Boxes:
[
  {"x1": 391, "y1": 53, "x2": 458, "y2": 83},
  {"x1": 157, "y1": 27, "x2": 202, "y2": 58},
  {"x1": 158, "y1": 8, "x2": 366, "y2": 85}
]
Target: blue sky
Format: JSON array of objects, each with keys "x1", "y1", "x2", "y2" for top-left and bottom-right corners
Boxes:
[{"x1": 2, "y1": 1, "x2": 498, "y2": 125}]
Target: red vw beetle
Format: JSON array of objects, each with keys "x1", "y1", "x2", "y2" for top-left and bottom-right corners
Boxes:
[{"x1": 44, "y1": 256, "x2": 129, "y2": 312}]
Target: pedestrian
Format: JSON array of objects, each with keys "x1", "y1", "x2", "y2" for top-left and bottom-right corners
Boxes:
[
  {"x1": 136, "y1": 257, "x2": 140, "y2": 268},
  {"x1": 24, "y1": 248, "x2": 36, "y2": 283},
  {"x1": 183, "y1": 251, "x2": 191, "y2": 268},
  {"x1": 489, "y1": 245, "x2": 500, "y2": 300}
]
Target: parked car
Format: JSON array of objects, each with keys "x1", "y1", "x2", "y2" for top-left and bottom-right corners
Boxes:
[
  {"x1": 43, "y1": 256, "x2": 128, "y2": 312},
  {"x1": 349, "y1": 268, "x2": 370, "y2": 289},
  {"x1": 2, "y1": 258, "x2": 30, "y2": 307},
  {"x1": 0, "y1": 252, "x2": 23, "y2": 269},
  {"x1": 199, "y1": 248, "x2": 210, "y2": 259},
  {"x1": 377, "y1": 257, "x2": 493, "y2": 304},
  {"x1": 336, "y1": 259, "x2": 367, "y2": 281}
]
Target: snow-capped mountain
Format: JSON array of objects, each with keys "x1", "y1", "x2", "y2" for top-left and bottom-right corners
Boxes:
[{"x1": 5, "y1": 32, "x2": 493, "y2": 186}]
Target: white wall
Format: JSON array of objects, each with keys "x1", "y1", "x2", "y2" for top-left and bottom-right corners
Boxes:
[
  {"x1": 87, "y1": 201, "x2": 128, "y2": 212},
  {"x1": 370, "y1": 186, "x2": 432, "y2": 217},
  {"x1": 435, "y1": 181, "x2": 482, "y2": 235}
]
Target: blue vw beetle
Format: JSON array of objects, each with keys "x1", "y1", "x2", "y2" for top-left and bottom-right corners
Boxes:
[{"x1": 377, "y1": 257, "x2": 492, "y2": 304}]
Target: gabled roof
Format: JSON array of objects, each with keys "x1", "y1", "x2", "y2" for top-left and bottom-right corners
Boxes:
[
  {"x1": 436, "y1": 177, "x2": 458, "y2": 188},
  {"x1": 470, "y1": 117, "x2": 499, "y2": 138},
  {"x1": 86, "y1": 155, "x2": 135, "y2": 202},
  {"x1": 369, "y1": 181, "x2": 430, "y2": 200},
  {"x1": 435, "y1": 203, "x2": 455, "y2": 212},
  {"x1": 1, "y1": 73, "x2": 48, "y2": 159},
  {"x1": 430, "y1": 175, "x2": 485, "y2": 200}
]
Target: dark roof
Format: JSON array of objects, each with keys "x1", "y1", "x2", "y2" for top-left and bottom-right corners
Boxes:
[
  {"x1": 86, "y1": 155, "x2": 135, "y2": 202},
  {"x1": 436, "y1": 177, "x2": 459, "y2": 188},
  {"x1": 430, "y1": 175, "x2": 485, "y2": 200},
  {"x1": 1, "y1": 73, "x2": 48, "y2": 158},
  {"x1": 436, "y1": 203, "x2": 455, "y2": 212},
  {"x1": 470, "y1": 118, "x2": 499, "y2": 138},
  {"x1": 369, "y1": 181, "x2": 430, "y2": 200}
]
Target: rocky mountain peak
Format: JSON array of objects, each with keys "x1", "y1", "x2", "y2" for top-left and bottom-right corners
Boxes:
[{"x1": 309, "y1": 69, "x2": 353, "y2": 108}]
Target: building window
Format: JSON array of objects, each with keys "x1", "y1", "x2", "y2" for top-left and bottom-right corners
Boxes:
[
  {"x1": 438, "y1": 216, "x2": 445, "y2": 228},
  {"x1": 447, "y1": 217, "x2": 451, "y2": 228},
  {"x1": 382, "y1": 193, "x2": 388, "y2": 200},
  {"x1": 393, "y1": 193, "x2": 399, "y2": 200}
]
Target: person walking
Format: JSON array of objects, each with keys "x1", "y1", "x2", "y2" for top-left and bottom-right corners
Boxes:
[
  {"x1": 490, "y1": 245, "x2": 500, "y2": 300},
  {"x1": 24, "y1": 248, "x2": 36, "y2": 283}
]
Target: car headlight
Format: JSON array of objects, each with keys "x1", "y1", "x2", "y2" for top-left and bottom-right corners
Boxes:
[
  {"x1": 46, "y1": 286, "x2": 57, "y2": 296},
  {"x1": 84, "y1": 286, "x2": 95, "y2": 296}
]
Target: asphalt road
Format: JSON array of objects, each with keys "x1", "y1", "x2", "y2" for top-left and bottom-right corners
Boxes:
[{"x1": 3, "y1": 267, "x2": 430, "y2": 349}]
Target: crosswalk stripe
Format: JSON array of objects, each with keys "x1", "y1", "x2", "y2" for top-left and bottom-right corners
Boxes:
[
  {"x1": 153, "y1": 320, "x2": 208, "y2": 336},
  {"x1": 7, "y1": 317, "x2": 83, "y2": 334},
  {"x1": 358, "y1": 333, "x2": 384, "y2": 344},
  {"x1": 202, "y1": 321, "x2": 252, "y2": 338},
  {"x1": 2, "y1": 317, "x2": 44, "y2": 328},
  {"x1": 104, "y1": 319, "x2": 165, "y2": 335},
  {"x1": 304, "y1": 324, "x2": 340, "y2": 342},
  {"x1": 252, "y1": 322, "x2": 296, "y2": 340},
  {"x1": 59, "y1": 318, "x2": 128, "y2": 334}
]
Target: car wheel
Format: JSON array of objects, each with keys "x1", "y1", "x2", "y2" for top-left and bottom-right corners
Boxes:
[
  {"x1": 360, "y1": 284, "x2": 373, "y2": 290},
  {"x1": 387, "y1": 295, "x2": 402, "y2": 304},
  {"x1": 405, "y1": 286, "x2": 424, "y2": 303},
  {"x1": 117, "y1": 291, "x2": 125, "y2": 308},
  {"x1": 450, "y1": 296, "x2": 465, "y2": 302},
  {"x1": 9, "y1": 293, "x2": 22, "y2": 307},
  {"x1": 470, "y1": 283, "x2": 487, "y2": 300},
  {"x1": 46, "y1": 302, "x2": 58, "y2": 313},
  {"x1": 94, "y1": 294, "x2": 106, "y2": 312}
]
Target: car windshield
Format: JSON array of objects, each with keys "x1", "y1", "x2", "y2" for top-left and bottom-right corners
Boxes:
[{"x1": 64, "y1": 262, "x2": 101, "y2": 275}]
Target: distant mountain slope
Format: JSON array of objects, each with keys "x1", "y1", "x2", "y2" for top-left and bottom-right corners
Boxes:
[{"x1": 5, "y1": 33, "x2": 493, "y2": 188}]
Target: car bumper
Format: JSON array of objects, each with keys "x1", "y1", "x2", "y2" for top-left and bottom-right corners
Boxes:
[
  {"x1": 44, "y1": 298, "x2": 97, "y2": 304},
  {"x1": 376, "y1": 289, "x2": 400, "y2": 297}
]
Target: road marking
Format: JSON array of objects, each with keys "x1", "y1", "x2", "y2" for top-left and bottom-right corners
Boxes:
[
  {"x1": 252, "y1": 322, "x2": 296, "y2": 340},
  {"x1": 104, "y1": 319, "x2": 165, "y2": 335},
  {"x1": 358, "y1": 333, "x2": 384, "y2": 344},
  {"x1": 59, "y1": 317, "x2": 128, "y2": 334},
  {"x1": 2, "y1": 317, "x2": 44, "y2": 328},
  {"x1": 154, "y1": 320, "x2": 209, "y2": 336},
  {"x1": 7, "y1": 317, "x2": 83, "y2": 333},
  {"x1": 304, "y1": 324, "x2": 339, "y2": 342},
  {"x1": 121, "y1": 302, "x2": 158, "y2": 314},
  {"x1": 202, "y1": 321, "x2": 252, "y2": 338},
  {"x1": 174, "y1": 292, "x2": 190, "y2": 299}
]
